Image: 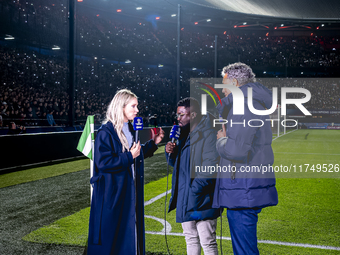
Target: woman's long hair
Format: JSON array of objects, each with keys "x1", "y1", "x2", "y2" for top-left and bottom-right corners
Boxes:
[{"x1": 104, "y1": 89, "x2": 137, "y2": 152}]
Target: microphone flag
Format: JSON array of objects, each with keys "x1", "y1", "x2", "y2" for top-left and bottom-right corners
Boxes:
[
  {"x1": 169, "y1": 125, "x2": 180, "y2": 142},
  {"x1": 133, "y1": 117, "x2": 144, "y2": 131}
]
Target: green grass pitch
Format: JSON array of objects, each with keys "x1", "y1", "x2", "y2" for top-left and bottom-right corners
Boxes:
[{"x1": 11, "y1": 130, "x2": 340, "y2": 254}]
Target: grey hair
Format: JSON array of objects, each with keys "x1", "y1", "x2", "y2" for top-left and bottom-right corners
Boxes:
[{"x1": 221, "y1": 62, "x2": 256, "y2": 86}]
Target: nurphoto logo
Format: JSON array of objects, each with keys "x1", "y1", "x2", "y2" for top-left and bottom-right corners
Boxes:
[{"x1": 199, "y1": 83, "x2": 312, "y2": 128}]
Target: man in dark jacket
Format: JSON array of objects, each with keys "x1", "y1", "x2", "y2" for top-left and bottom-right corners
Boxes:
[
  {"x1": 7, "y1": 122, "x2": 26, "y2": 135},
  {"x1": 213, "y1": 63, "x2": 278, "y2": 255},
  {"x1": 166, "y1": 97, "x2": 220, "y2": 255}
]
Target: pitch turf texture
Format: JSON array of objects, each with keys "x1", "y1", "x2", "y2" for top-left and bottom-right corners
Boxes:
[{"x1": 1, "y1": 130, "x2": 339, "y2": 254}]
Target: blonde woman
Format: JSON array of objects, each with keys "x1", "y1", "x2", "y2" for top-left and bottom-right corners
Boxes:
[{"x1": 87, "y1": 89, "x2": 164, "y2": 255}]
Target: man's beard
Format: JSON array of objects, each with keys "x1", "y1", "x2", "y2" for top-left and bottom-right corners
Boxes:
[{"x1": 179, "y1": 123, "x2": 190, "y2": 139}]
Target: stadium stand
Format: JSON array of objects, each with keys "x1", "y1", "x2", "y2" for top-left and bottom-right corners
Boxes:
[{"x1": 0, "y1": 0, "x2": 339, "y2": 130}]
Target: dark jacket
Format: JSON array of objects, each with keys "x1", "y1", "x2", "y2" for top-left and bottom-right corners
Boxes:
[
  {"x1": 6, "y1": 128, "x2": 26, "y2": 135},
  {"x1": 167, "y1": 113, "x2": 221, "y2": 223},
  {"x1": 87, "y1": 122, "x2": 158, "y2": 255},
  {"x1": 213, "y1": 82, "x2": 278, "y2": 209}
]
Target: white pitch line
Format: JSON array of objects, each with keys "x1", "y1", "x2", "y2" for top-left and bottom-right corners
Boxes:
[
  {"x1": 272, "y1": 129, "x2": 298, "y2": 141},
  {"x1": 144, "y1": 189, "x2": 171, "y2": 206},
  {"x1": 146, "y1": 231, "x2": 183, "y2": 237},
  {"x1": 145, "y1": 232, "x2": 340, "y2": 251},
  {"x1": 274, "y1": 152, "x2": 340, "y2": 156},
  {"x1": 144, "y1": 215, "x2": 172, "y2": 233},
  {"x1": 256, "y1": 240, "x2": 340, "y2": 251},
  {"x1": 144, "y1": 178, "x2": 340, "y2": 251}
]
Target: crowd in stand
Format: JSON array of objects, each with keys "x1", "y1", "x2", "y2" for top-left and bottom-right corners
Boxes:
[
  {"x1": 261, "y1": 78, "x2": 340, "y2": 110},
  {"x1": 0, "y1": 0, "x2": 339, "y2": 129},
  {"x1": 0, "y1": 45, "x2": 181, "y2": 128},
  {"x1": 1, "y1": 44, "x2": 339, "y2": 129},
  {"x1": 1, "y1": 0, "x2": 340, "y2": 68}
]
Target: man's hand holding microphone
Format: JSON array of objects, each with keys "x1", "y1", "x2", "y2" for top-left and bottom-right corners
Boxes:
[
  {"x1": 166, "y1": 125, "x2": 180, "y2": 155},
  {"x1": 165, "y1": 141, "x2": 176, "y2": 154}
]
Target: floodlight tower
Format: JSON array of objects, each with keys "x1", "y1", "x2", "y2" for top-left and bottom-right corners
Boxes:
[
  {"x1": 176, "y1": 4, "x2": 181, "y2": 103},
  {"x1": 69, "y1": 0, "x2": 76, "y2": 127}
]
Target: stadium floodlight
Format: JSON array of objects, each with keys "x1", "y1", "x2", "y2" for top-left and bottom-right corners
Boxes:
[
  {"x1": 136, "y1": 7, "x2": 142, "y2": 10},
  {"x1": 125, "y1": 60, "x2": 131, "y2": 64},
  {"x1": 5, "y1": 35, "x2": 14, "y2": 40},
  {"x1": 171, "y1": 14, "x2": 176, "y2": 17},
  {"x1": 52, "y1": 45, "x2": 60, "y2": 50}
]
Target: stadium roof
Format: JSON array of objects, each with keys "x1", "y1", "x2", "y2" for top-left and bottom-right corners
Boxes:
[
  {"x1": 84, "y1": 0, "x2": 340, "y2": 21},
  {"x1": 81, "y1": 0, "x2": 340, "y2": 31},
  {"x1": 182, "y1": 0, "x2": 340, "y2": 21}
]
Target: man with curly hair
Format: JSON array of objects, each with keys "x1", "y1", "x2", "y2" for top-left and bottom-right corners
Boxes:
[{"x1": 213, "y1": 63, "x2": 278, "y2": 255}]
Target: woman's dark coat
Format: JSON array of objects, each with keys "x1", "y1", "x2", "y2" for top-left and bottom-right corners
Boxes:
[{"x1": 87, "y1": 122, "x2": 158, "y2": 255}]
